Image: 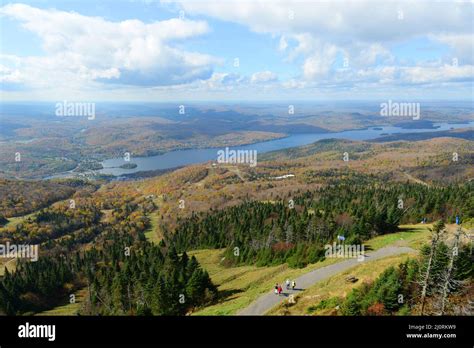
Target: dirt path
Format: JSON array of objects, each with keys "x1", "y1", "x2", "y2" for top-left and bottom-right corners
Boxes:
[{"x1": 402, "y1": 172, "x2": 429, "y2": 187}]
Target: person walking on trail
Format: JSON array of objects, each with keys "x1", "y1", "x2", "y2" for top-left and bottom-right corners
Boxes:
[
  {"x1": 278, "y1": 285, "x2": 283, "y2": 296},
  {"x1": 291, "y1": 280, "x2": 296, "y2": 290},
  {"x1": 285, "y1": 279, "x2": 290, "y2": 290},
  {"x1": 274, "y1": 283, "x2": 279, "y2": 295}
]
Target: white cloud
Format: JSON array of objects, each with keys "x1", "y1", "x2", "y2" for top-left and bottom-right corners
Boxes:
[
  {"x1": 278, "y1": 36, "x2": 288, "y2": 51},
  {"x1": 251, "y1": 71, "x2": 278, "y2": 83},
  {"x1": 176, "y1": 0, "x2": 472, "y2": 42},
  {"x1": 302, "y1": 44, "x2": 339, "y2": 80},
  {"x1": 1, "y1": 1, "x2": 472, "y2": 100},
  {"x1": 0, "y1": 64, "x2": 22, "y2": 83},
  {"x1": 176, "y1": 0, "x2": 473, "y2": 86},
  {"x1": 431, "y1": 33, "x2": 474, "y2": 65},
  {"x1": 400, "y1": 64, "x2": 474, "y2": 85},
  {"x1": 0, "y1": 3, "x2": 219, "y2": 88},
  {"x1": 352, "y1": 44, "x2": 394, "y2": 67}
]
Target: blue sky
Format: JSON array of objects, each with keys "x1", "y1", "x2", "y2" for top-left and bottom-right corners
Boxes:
[{"x1": 0, "y1": 0, "x2": 473, "y2": 101}]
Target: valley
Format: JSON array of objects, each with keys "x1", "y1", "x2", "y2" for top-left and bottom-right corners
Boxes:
[
  {"x1": 1, "y1": 0, "x2": 473, "y2": 343},
  {"x1": 1, "y1": 102, "x2": 472, "y2": 179},
  {"x1": 0, "y1": 127, "x2": 472, "y2": 316}
]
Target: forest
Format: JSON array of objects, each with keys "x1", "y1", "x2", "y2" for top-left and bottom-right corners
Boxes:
[
  {"x1": 0, "y1": 178, "x2": 97, "y2": 220},
  {"x1": 0, "y1": 177, "x2": 472, "y2": 315},
  {"x1": 167, "y1": 182, "x2": 472, "y2": 268},
  {"x1": 0, "y1": 190, "x2": 216, "y2": 315}
]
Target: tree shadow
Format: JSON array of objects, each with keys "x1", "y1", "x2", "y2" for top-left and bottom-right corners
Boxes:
[{"x1": 217, "y1": 289, "x2": 244, "y2": 303}]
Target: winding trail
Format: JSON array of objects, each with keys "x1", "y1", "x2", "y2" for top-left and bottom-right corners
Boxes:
[
  {"x1": 238, "y1": 245, "x2": 415, "y2": 315},
  {"x1": 402, "y1": 172, "x2": 429, "y2": 187}
]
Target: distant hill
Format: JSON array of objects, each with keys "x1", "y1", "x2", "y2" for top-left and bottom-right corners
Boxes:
[{"x1": 370, "y1": 128, "x2": 473, "y2": 142}]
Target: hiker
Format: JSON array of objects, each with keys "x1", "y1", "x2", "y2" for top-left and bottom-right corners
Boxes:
[
  {"x1": 285, "y1": 279, "x2": 290, "y2": 289},
  {"x1": 278, "y1": 285, "x2": 283, "y2": 295},
  {"x1": 291, "y1": 280, "x2": 296, "y2": 290},
  {"x1": 274, "y1": 283, "x2": 279, "y2": 295}
]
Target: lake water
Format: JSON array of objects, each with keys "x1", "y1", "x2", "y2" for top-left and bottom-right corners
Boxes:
[{"x1": 98, "y1": 121, "x2": 473, "y2": 176}]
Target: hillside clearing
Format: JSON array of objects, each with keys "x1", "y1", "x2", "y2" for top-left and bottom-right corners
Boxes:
[
  {"x1": 267, "y1": 253, "x2": 412, "y2": 315},
  {"x1": 190, "y1": 248, "x2": 342, "y2": 315},
  {"x1": 144, "y1": 210, "x2": 162, "y2": 244},
  {"x1": 36, "y1": 288, "x2": 87, "y2": 316},
  {"x1": 191, "y1": 224, "x2": 431, "y2": 315}
]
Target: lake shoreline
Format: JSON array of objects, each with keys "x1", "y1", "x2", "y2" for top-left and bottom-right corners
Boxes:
[
  {"x1": 98, "y1": 121, "x2": 474, "y2": 177},
  {"x1": 43, "y1": 121, "x2": 474, "y2": 180}
]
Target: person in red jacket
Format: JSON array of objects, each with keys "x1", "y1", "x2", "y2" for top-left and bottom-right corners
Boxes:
[{"x1": 278, "y1": 284, "x2": 282, "y2": 295}]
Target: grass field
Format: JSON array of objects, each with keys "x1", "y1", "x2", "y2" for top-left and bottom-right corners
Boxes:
[
  {"x1": 0, "y1": 258, "x2": 16, "y2": 276},
  {"x1": 191, "y1": 224, "x2": 432, "y2": 315},
  {"x1": 36, "y1": 288, "x2": 87, "y2": 316},
  {"x1": 190, "y1": 248, "x2": 342, "y2": 315},
  {"x1": 364, "y1": 224, "x2": 432, "y2": 251},
  {"x1": 2, "y1": 212, "x2": 36, "y2": 229},
  {"x1": 461, "y1": 217, "x2": 474, "y2": 230},
  {"x1": 144, "y1": 210, "x2": 161, "y2": 244},
  {"x1": 144, "y1": 198, "x2": 164, "y2": 244},
  {"x1": 267, "y1": 253, "x2": 413, "y2": 315}
]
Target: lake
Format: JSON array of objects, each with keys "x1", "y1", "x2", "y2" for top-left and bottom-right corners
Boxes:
[{"x1": 98, "y1": 121, "x2": 474, "y2": 176}]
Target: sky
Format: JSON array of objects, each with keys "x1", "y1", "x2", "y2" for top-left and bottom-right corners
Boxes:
[{"x1": 0, "y1": 0, "x2": 473, "y2": 101}]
